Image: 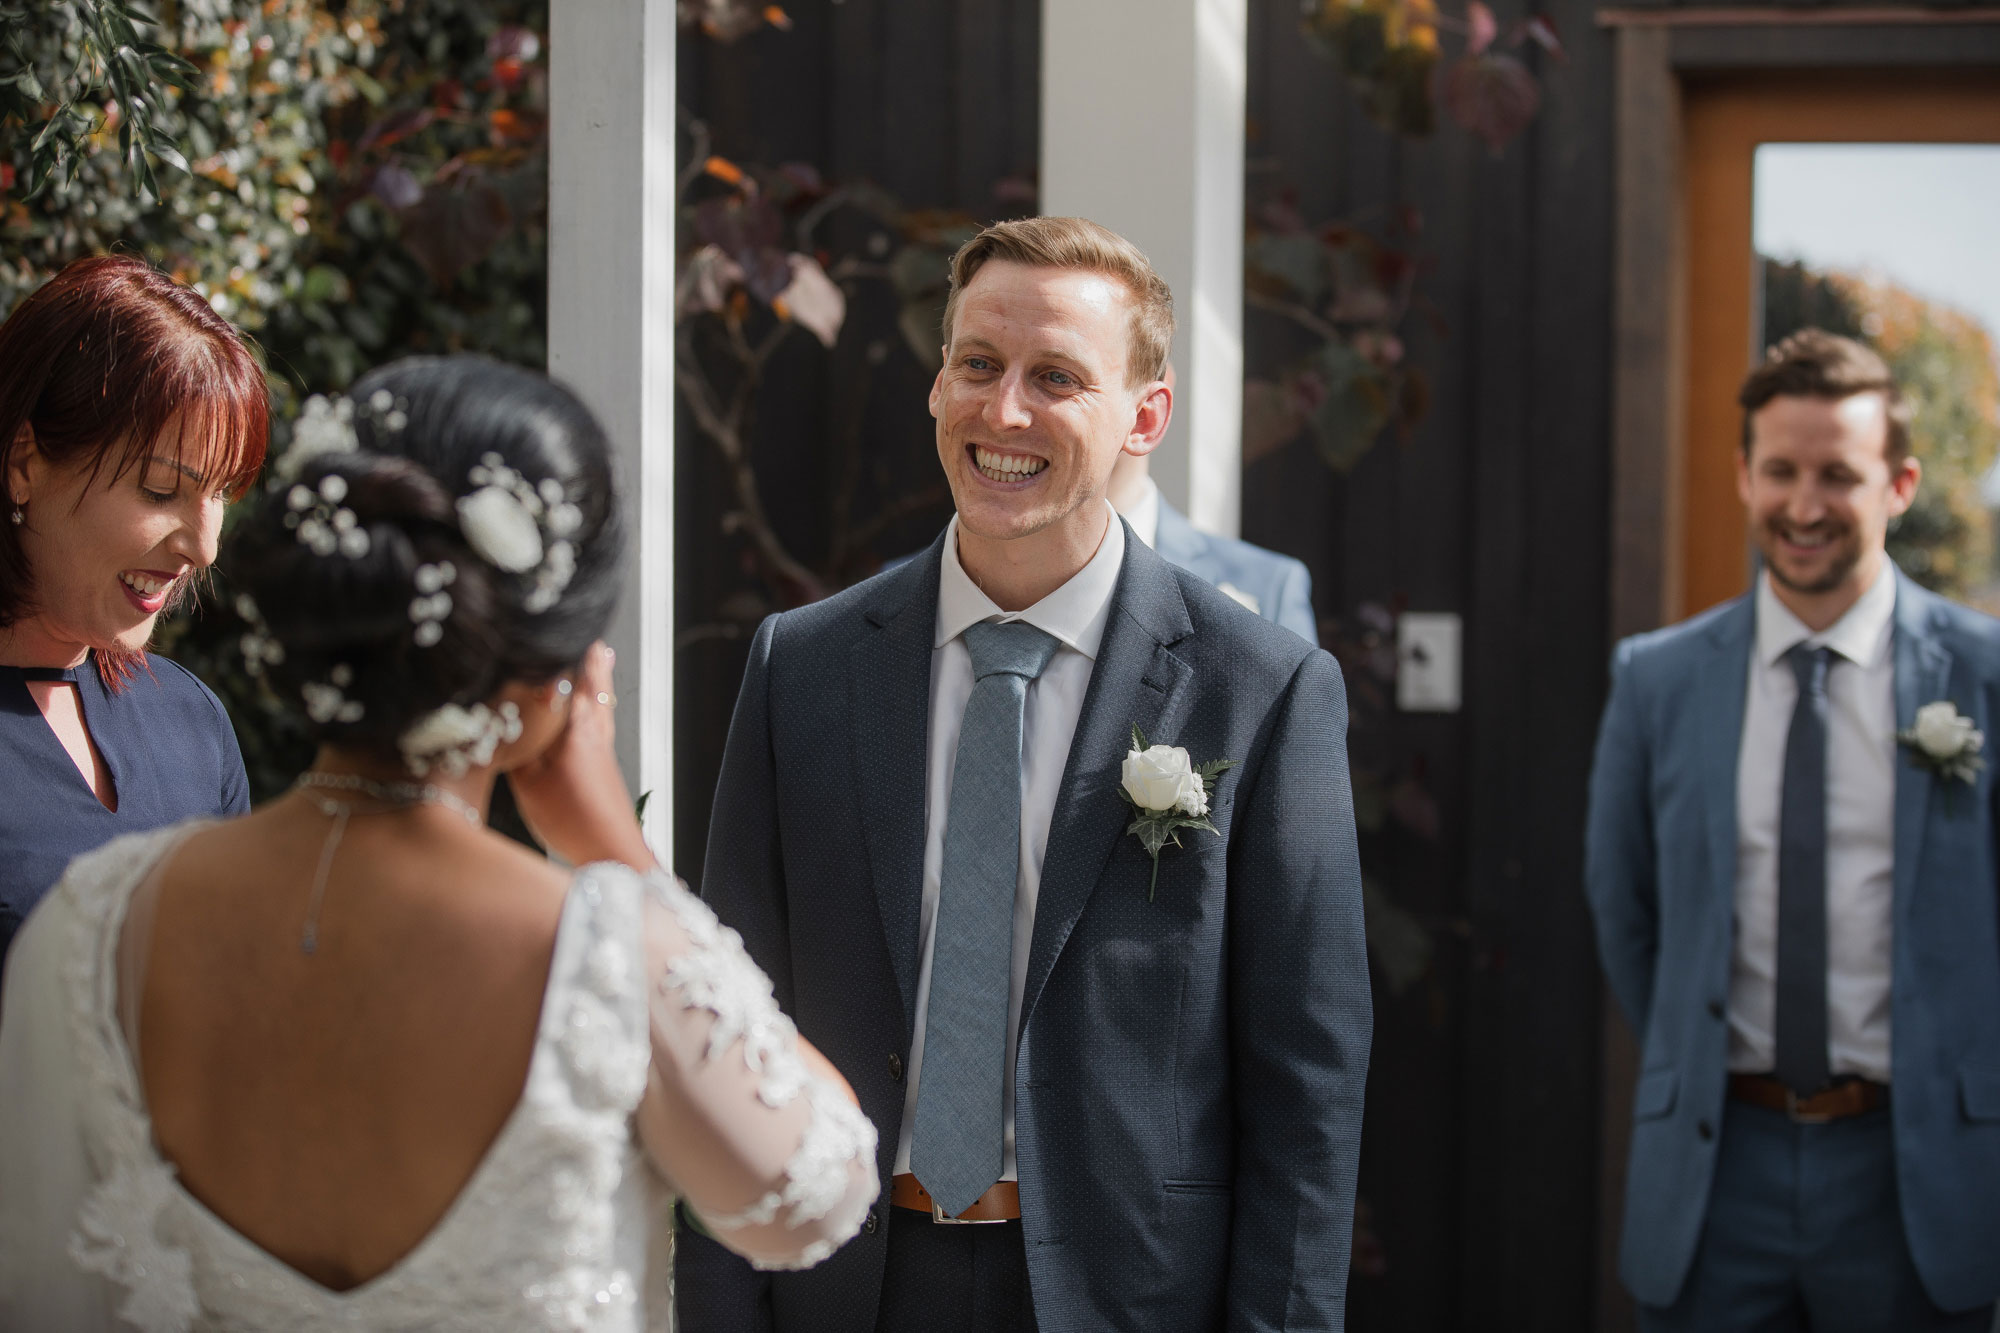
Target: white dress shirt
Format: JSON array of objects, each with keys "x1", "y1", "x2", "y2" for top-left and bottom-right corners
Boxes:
[
  {"x1": 893, "y1": 505, "x2": 1126, "y2": 1180},
  {"x1": 1729, "y1": 561, "x2": 1898, "y2": 1082}
]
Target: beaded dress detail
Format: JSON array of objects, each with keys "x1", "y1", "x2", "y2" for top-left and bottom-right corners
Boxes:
[{"x1": 0, "y1": 826, "x2": 877, "y2": 1332}]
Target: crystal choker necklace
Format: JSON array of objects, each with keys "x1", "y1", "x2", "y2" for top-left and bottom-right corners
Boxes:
[{"x1": 291, "y1": 770, "x2": 485, "y2": 955}]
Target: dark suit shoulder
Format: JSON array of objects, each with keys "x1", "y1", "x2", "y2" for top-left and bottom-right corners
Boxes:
[{"x1": 766, "y1": 557, "x2": 929, "y2": 650}]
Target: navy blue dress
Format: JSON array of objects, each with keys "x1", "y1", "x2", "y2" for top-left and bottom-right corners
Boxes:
[{"x1": 0, "y1": 653, "x2": 249, "y2": 969}]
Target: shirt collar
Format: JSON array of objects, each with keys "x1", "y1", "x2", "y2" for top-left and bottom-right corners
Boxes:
[
  {"x1": 935, "y1": 502, "x2": 1125, "y2": 661},
  {"x1": 1755, "y1": 558, "x2": 1897, "y2": 670},
  {"x1": 1123, "y1": 476, "x2": 1162, "y2": 550}
]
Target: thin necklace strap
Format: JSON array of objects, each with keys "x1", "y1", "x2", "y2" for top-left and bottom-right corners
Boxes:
[{"x1": 290, "y1": 770, "x2": 484, "y2": 957}]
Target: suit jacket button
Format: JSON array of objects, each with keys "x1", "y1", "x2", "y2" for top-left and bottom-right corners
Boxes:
[
  {"x1": 864, "y1": 1210, "x2": 879, "y2": 1235},
  {"x1": 1707, "y1": 999, "x2": 1725, "y2": 1020},
  {"x1": 889, "y1": 1054, "x2": 905, "y2": 1082},
  {"x1": 1697, "y1": 1119, "x2": 1715, "y2": 1141}
]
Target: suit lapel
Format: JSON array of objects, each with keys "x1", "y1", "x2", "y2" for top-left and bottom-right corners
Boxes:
[
  {"x1": 1019, "y1": 532, "x2": 1195, "y2": 1032},
  {"x1": 1699, "y1": 598, "x2": 1756, "y2": 909},
  {"x1": 1892, "y1": 573, "x2": 1952, "y2": 920},
  {"x1": 852, "y1": 535, "x2": 946, "y2": 1030}
]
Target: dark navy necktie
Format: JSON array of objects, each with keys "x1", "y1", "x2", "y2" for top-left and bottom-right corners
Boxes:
[
  {"x1": 909, "y1": 620, "x2": 1060, "y2": 1217},
  {"x1": 1775, "y1": 643, "x2": 1833, "y2": 1097}
]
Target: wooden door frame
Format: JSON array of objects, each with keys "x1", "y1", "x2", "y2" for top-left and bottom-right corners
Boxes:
[{"x1": 1600, "y1": 10, "x2": 2000, "y2": 1330}]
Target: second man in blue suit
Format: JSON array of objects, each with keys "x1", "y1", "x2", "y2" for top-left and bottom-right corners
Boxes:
[{"x1": 1586, "y1": 329, "x2": 2000, "y2": 1330}]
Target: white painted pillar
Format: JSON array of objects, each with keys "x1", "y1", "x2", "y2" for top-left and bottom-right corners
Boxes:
[
  {"x1": 548, "y1": 0, "x2": 676, "y2": 861},
  {"x1": 1041, "y1": 0, "x2": 1247, "y2": 538}
]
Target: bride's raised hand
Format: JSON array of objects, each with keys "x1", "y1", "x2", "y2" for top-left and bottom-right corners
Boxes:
[{"x1": 508, "y1": 641, "x2": 657, "y2": 872}]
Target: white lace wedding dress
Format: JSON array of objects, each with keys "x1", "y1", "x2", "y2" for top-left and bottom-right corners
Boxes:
[{"x1": 0, "y1": 824, "x2": 878, "y2": 1331}]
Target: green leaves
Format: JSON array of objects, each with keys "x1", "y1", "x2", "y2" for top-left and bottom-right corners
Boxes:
[
  {"x1": 1118, "y1": 725, "x2": 1239, "y2": 901},
  {"x1": 1, "y1": 0, "x2": 195, "y2": 202}
]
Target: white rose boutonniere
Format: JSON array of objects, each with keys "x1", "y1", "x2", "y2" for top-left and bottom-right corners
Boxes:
[
  {"x1": 1118, "y1": 725, "x2": 1240, "y2": 901},
  {"x1": 1897, "y1": 700, "x2": 1985, "y2": 784}
]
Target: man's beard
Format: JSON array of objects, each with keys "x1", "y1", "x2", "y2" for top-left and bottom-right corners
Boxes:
[{"x1": 1762, "y1": 520, "x2": 1861, "y2": 595}]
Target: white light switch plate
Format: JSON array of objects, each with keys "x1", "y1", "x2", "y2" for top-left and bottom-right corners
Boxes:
[{"x1": 1396, "y1": 613, "x2": 1462, "y2": 713}]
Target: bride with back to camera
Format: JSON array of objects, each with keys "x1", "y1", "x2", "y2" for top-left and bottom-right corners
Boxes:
[{"x1": 0, "y1": 355, "x2": 878, "y2": 1329}]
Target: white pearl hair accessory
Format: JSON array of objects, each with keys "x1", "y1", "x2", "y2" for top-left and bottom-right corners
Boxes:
[
  {"x1": 274, "y1": 394, "x2": 358, "y2": 483},
  {"x1": 234, "y1": 593, "x2": 286, "y2": 676},
  {"x1": 273, "y1": 390, "x2": 411, "y2": 483},
  {"x1": 456, "y1": 453, "x2": 582, "y2": 614},
  {"x1": 283, "y1": 475, "x2": 369, "y2": 559},
  {"x1": 409, "y1": 561, "x2": 458, "y2": 648},
  {"x1": 300, "y1": 663, "x2": 365, "y2": 725},
  {"x1": 398, "y1": 699, "x2": 524, "y2": 778}
]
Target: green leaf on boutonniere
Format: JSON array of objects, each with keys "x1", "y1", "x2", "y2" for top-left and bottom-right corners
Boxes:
[{"x1": 1119, "y1": 723, "x2": 1241, "y2": 901}]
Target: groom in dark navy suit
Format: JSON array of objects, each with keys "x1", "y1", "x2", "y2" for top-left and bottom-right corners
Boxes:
[
  {"x1": 1587, "y1": 330, "x2": 2000, "y2": 1330},
  {"x1": 677, "y1": 216, "x2": 1370, "y2": 1332}
]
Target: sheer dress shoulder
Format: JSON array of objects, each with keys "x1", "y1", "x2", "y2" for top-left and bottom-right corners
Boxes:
[{"x1": 0, "y1": 824, "x2": 876, "y2": 1331}]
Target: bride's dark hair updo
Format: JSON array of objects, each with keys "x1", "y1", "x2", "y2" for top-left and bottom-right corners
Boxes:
[{"x1": 227, "y1": 355, "x2": 623, "y2": 748}]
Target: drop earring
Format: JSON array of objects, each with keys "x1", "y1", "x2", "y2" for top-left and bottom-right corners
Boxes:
[{"x1": 8, "y1": 505, "x2": 20, "y2": 526}]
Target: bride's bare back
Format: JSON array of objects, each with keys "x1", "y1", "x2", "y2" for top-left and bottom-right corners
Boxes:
[{"x1": 131, "y1": 798, "x2": 570, "y2": 1292}]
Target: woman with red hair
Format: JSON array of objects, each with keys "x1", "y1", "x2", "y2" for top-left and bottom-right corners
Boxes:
[{"x1": 0, "y1": 255, "x2": 268, "y2": 966}]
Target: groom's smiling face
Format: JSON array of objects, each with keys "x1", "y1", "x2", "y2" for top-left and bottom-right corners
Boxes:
[{"x1": 930, "y1": 260, "x2": 1165, "y2": 548}]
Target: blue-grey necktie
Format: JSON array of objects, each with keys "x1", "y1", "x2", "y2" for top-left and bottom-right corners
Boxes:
[
  {"x1": 909, "y1": 619, "x2": 1060, "y2": 1217},
  {"x1": 1775, "y1": 643, "x2": 1833, "y2": 1097}
]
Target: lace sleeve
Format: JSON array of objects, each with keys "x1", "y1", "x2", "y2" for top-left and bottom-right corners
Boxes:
[{"x1": 632, "y1": 873, "x2": 878, "y2": 1272}]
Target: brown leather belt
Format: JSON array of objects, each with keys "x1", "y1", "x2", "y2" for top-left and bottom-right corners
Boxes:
[
  {"x1": 1728, "y1": 1073, "x2": 1889, "y2": 1123},
  {"x1": 890, "y1": 1174, "x2": 1022, "y2": 1223}
]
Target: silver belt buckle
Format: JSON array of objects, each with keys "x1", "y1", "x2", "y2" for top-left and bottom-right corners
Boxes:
[
  {"x1": 931, "y1": 1198, "x2": 1009, "y2": 1225},
  {"x1": 1784, "y1": 1087, "x2": 1835, "y2": 1125}
]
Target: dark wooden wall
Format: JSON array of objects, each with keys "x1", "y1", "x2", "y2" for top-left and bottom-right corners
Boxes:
[
  {"x1": 673, "y1": 0, "x2": 1040, "y2": 868},
  {"x1": 1242, "y1": 0, "x2": 1614, "y2": 1326},
  {"x1": 676, "y1": 2, "x2": 1617, "y2": 1327}
]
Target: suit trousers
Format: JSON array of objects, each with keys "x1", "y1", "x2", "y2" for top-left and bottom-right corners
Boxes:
[
  {"x1": 873, "y1": 1207, "x2": 1038, "y2": 1333},
  {"x1": 1640, "y1": 1100, "x2": 1995, "y2": 1333}
]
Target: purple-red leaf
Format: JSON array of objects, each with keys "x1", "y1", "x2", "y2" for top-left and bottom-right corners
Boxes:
[
  {"x1": 691, "y1": 194, "x2": 784, "y2": 262},
  {"x1": 1465, "y1": 1, "x2": 1498, "y2": 56},
  {"x1": 740, "y1": 249, "x2": 794, "y2": 304},
  {"x1": 1440, "y1": 51, "x2": 1540, "y2": 152},
  {"x1": 776, "y1": 161, "x2": 823, "y2": 194},
  {"x1": 357, "y1": 106, "x2": 434, "y2": 152},
  {"x1": 397, "y1": 181, "x2": 512, "y2": 286}
]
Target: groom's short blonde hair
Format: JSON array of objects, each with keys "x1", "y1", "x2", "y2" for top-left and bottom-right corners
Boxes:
[{"x1": 941, "y1": 216, "x2": 1175, "y2": 387}]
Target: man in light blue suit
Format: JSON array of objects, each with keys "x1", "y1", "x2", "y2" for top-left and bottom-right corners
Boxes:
[
  {"x1": 678, "y1": 217, "x2": 1370, "y2": 1331},
  {"x1": 1586, "y1": 329, "x2": 2000, "y2": 1330},
  {"x1": 1104, "y1": 439, "x2": 1320, "y2": 647}
]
